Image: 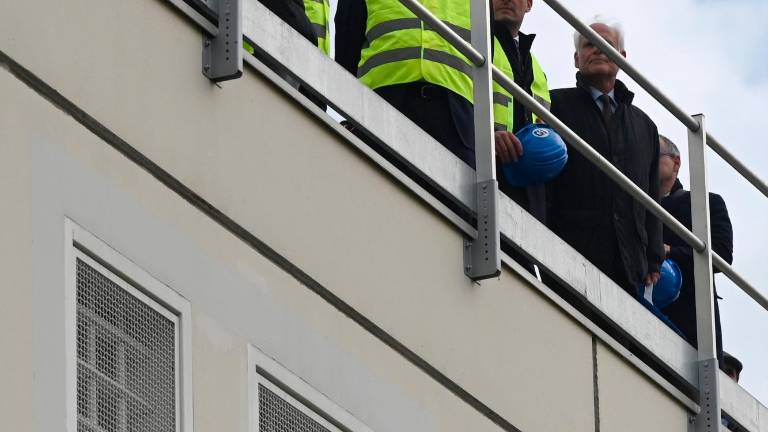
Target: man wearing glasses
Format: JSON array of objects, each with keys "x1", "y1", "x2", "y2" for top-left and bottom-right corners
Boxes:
[{"x1": 658, "y1": 134, "x2": 731, "y2": 360}]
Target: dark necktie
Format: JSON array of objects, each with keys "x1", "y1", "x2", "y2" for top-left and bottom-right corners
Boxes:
[{"x1": 599, "y1": 94, "x2": 614, "y2": 124}]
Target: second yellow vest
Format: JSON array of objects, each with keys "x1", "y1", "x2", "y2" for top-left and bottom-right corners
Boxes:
[
  {"x1": 492, "y1": 37, "x2": 551, "y2": 131},
  {"x1": 357, "y1": 0, "x2": 474, "y2": 103}
]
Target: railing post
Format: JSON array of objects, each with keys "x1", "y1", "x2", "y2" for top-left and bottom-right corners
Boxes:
[
  {"x1": 202, "y1": 0, "x2": 243, "y2": 82},
  {"x1": 688, "y1": 114, "x2": 720, "y2": 432},
  {"x1": 463, "y1": 0, "x2": 500, "y2": 281}
]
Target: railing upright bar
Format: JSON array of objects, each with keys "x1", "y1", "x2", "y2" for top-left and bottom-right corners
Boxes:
[
  {"x1": 463, "y1": 0, "x2": 501, "y2": 280},
  {"x1": 541, "y1": 0, "x2": 768, "y2": 200},
  {"x1": 688, "y1": 114, "x2": 721, "y2": 432}
]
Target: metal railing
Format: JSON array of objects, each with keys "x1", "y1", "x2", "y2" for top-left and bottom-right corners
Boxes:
[
  {"x1": 184, "y1": 0, "x2": 766, "y2": 429},
  {"x1": 394, "y1": 0, "x2": 766, "y2": 431}
]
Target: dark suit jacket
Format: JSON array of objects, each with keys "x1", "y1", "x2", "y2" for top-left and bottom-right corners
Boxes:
[
  {"x1": 547, "y1": 75, "x2": 664, "y2": 293},
  {"x1": 661, "y1": 178, "x2": 732, "y2": 357}
]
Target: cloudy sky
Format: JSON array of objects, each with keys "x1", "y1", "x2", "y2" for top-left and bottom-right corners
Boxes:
[{"x1": 327, "y1": 0, "x2": 768, "y2": 404}]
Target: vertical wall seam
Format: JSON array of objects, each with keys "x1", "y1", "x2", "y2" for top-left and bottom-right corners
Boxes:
[{"x1": 592, "y1": 336, "x2": 601, "y2": 432}]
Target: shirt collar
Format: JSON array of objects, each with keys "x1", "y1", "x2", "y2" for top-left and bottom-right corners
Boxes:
[{"x1": 590, "y1": 86, "x2": 616, "y2": 106}]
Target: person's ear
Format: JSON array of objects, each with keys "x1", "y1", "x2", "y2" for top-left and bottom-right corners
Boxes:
[
  {"x1": 621, "y1": 49, "x2": 627, "y2": 58},
  {"x1": 574, "y1": 51, "x2": 579, "y2": 68},
  {"x1": 673, "y1": 156, "x2": 681, "y2": 174},
  {"x1": 527, "y1": 0, "x2": 533, "y2": 11}
]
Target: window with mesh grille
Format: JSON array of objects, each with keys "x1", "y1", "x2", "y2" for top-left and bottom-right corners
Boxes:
[
  {"x1": 76, "y1": 257, "x2": 178, "y2": 432},
  {"x1": 257, "y1": 377, "x2": 345, "y2": 432}
]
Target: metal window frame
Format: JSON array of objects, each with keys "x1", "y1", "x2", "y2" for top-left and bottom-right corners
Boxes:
[
  {"x1": 247, "y1": 345, "x2": 374, "y2": 432},
  {"x1": 64, "y1": 218, "x2": 194, "y2": 432}
]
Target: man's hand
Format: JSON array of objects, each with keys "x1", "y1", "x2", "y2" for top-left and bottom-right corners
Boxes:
[
  {"x1": 664, "y1": 244, "x2": 671, "y2": 256},
  {"x1": 644, "y1": 272, "x2": 660, "y2": 286},
  {"x1": 495, "y1": 130, "x2": 524, "y2": 163}
]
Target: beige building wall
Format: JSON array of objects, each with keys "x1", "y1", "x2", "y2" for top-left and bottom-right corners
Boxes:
[
  {"x1": 596, "y1": 342, "x2": 691, "y2": 432},
  {"x1": 0, "y1": 68, "x2": 506, "y2": 432},
  {"x1": 0, "y1": 0, "x2": 699, "y2": 431}
]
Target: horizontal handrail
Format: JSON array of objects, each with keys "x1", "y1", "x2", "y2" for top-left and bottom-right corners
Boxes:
[
  {"x1": 397, "y1": 0, "x2": 767, "y2": 315},
  {"x1": 713, "y1": 254, "x2": 768, "y2": 312},
  {"x1": 541, "y1": 0, "x2": 768, "y2": 199},
  {"x1": 707, "y1": 134, "x2": 768, "y2": 199}
]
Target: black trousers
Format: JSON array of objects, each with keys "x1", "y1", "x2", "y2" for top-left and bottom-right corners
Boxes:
[{"x1": 375, "y1": 83, "x2": 475, "y2": 168}]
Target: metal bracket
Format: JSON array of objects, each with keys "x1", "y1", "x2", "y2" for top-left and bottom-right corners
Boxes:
[
  {"x1": 462, "y1": 0, "x2": 500, "y2": 282},
  {"x1": 695, "y1": 358, "x2": 721, "y2": 432},
  {"x1": 202, "y1": 0, "x2": 242, "y2": 82},
  {"x1": 464, "y1": 180, "x2": 501, "y2": 281}
]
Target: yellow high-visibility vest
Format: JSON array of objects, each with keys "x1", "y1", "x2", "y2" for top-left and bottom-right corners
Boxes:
[
  {"x1": 243, "y1": 0, "x2": 330, "y2": 56},
  {"x1": 492, "y1": 37, "x2": 550, "y2": 131},
  {"x1": 304, "y1": 0, "x2": 331, "y2": 54},
  {"x1": 357, "y1": 0, "x2": 474, "y2": 103}
]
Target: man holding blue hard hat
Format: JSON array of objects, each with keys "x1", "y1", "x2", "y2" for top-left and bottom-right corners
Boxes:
[{"x1": 491, "y1": 0, "x2": 555, "y2": 222}]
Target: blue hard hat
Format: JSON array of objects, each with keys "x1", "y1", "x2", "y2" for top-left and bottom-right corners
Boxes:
[
  {"x1": 502, "y1": 123, "x2": 568, "y2": 187},
  {"x1": 639, "y1": 259, "x2": 683, "y2": 309}
]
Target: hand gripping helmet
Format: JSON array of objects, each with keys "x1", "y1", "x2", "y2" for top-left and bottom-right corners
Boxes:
[
  {"x1": 641, "y1": 259, "x2": 683, "y2": 309},
  {"x1": 502, "y1": 123, "x2": 568, "y2": 187}
]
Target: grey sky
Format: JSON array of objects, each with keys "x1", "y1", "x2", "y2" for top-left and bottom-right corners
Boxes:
[{"x1": 327, "y1": 0, "x2": 768, "y2": 404}]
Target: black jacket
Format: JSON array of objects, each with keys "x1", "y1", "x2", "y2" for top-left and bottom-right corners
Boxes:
[
  {"x1": 547, "y1": 75, "x2": 664, "y2": 292},
  {"x1": 661, "y1": 178, "x2": 732, "y2": 355},
  {"x1": 259, "y1": 0, "x2": 317, "y2": 45}
]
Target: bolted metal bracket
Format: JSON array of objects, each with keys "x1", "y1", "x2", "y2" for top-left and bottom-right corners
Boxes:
[
  {"x1": 202, "y1": 0, "x2": 242, "y2": 82},
  {"x1": 464, "y1": 180, "x2": 501, "y2": 281},
  {"x1": 695, "y1": 358, "x2": 721, "y2": 432}
]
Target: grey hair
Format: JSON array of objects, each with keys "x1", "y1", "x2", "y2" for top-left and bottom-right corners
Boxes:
[
  {"x1": 573, "y1": 15, "x2": 625, "y2": 51},
  {"x1": 659, "y1": 135, "x2": 681, "y2": 157}
]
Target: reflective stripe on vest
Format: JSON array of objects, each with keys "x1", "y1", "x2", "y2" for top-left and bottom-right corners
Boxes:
[
  {"x1": 492, "y1": 37, "x2": 551, "y2": 131},
  {"x1": 304, "y1": 0, "x2": 330, "y2": 54},
  {"x1": 357, "y1": 0, "x2": 474, "y2": 103}
]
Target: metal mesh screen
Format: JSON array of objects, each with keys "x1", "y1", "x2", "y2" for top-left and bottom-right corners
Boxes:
[
  {"x1": 258, "y1": 383, "x2": 333, "y2": 432},
  {"x1": 76, "y1": 258, "x2": 177, "y2": 432}
]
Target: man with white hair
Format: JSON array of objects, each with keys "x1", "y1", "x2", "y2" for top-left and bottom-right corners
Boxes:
[{"x1": 546, "y1": 18, "x2": 664, "y2": 296}]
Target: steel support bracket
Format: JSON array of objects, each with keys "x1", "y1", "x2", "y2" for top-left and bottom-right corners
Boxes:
[
  {"x1": 202, "y1": 0, "x2": 242, "y2": 82},
  {"x1": 464, "y1": 180, "x2": 501, "y2": 280},
  {"x1": 695, "y1": 358, "x2": 721, "y2": 432}
]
